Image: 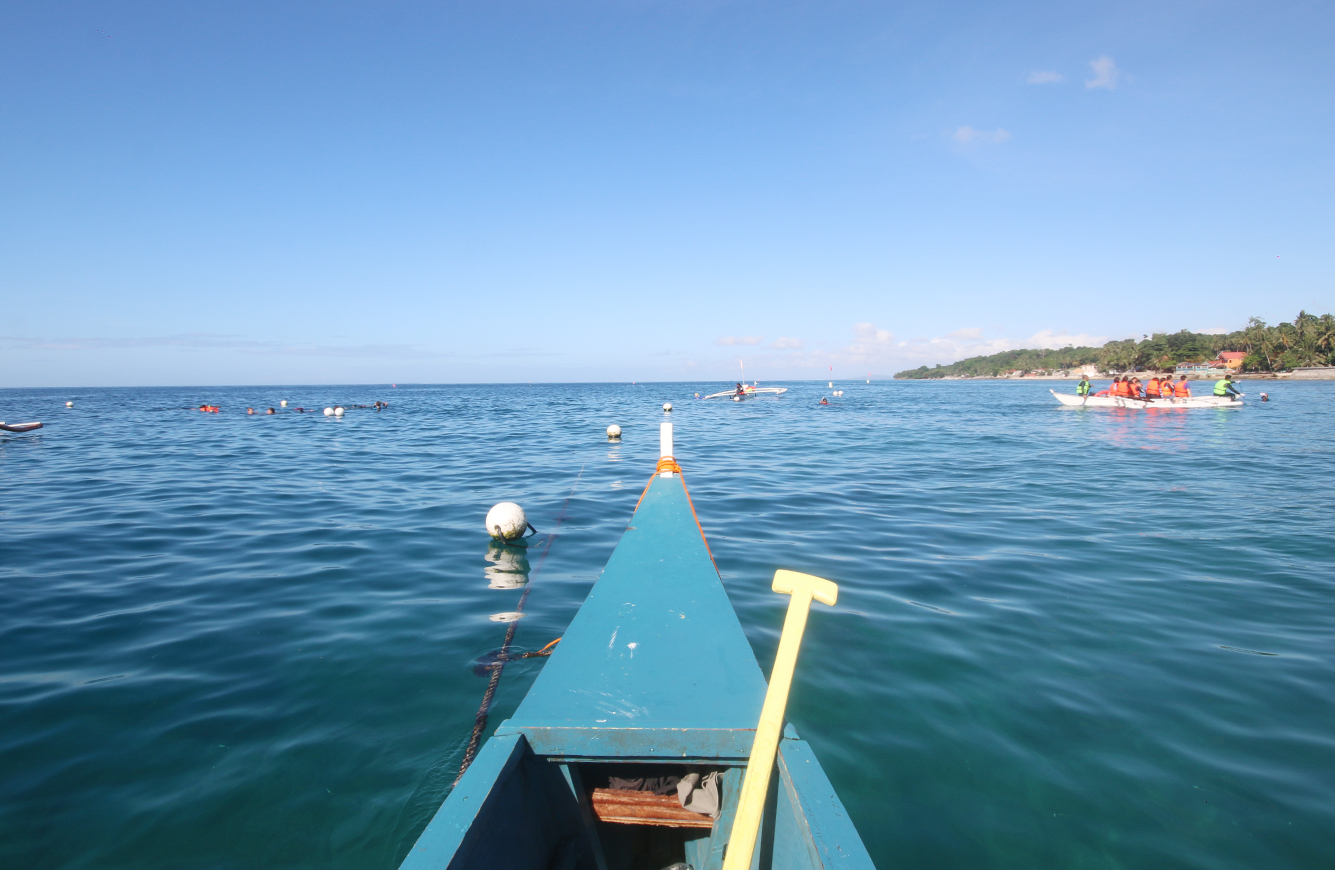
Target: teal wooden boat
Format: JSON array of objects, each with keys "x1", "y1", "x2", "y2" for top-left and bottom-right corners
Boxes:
[{"x1": 399, "y1": 424, "x2": 873, "y2": 870}]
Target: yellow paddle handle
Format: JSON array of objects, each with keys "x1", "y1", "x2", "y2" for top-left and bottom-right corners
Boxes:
[{"x1": 722, "y1": 570, "x2": 838, "y2": 870}]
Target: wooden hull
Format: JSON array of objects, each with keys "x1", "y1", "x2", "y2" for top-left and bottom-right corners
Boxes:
[
  {"x1": 1051, "y1": 390, "x2": 1242, "y2": 408},
  {"x1": 399, "y1": 448, "x2": 872, "y2": 870}
]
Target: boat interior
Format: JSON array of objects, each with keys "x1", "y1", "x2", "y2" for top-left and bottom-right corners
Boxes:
[{"x1": 432, "y1": 733, "x2": 846, "y2": 870}]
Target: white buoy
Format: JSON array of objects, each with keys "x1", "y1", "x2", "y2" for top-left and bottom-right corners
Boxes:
[
  {"x1": 486, "y1": 502, "x2": 528, "y2": 541},
  {"x1": 333, "y1": 406, "x2": 345, "y2": 417},
  {"x1": 828, "y1": 382, "x2": 833, "y2": 388},
  {"x1": 65, "y1": 401, "x2": 73, "y2": 408},
  {"x1": 606, "y1": 424, "x2": 622, "y2": 439},
  {"x1": 663, "y1": 402, "x2": 672, "y2": 412},
  {"x1": 323, "y1": 407, "x2": 334, "y2": 416},
  {"x1": 280, "y1": 400, "x2": 288, "y2": 407},
  {"x1": 489, "y1": 612, "x2": 525, "y2": 622}
]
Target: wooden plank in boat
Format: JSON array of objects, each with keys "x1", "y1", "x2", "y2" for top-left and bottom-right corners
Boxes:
[{"x1": 590, "y1": 788, "x2": 714, "y2": 828}]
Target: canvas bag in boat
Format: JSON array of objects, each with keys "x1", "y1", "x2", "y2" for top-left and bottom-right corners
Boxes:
[{"x1": 677, "y1": 771, "x2": 722, "y2": 819}]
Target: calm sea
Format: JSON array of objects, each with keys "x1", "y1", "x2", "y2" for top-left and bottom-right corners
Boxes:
[{"x1": 2, "y1": 381, "x2": 1332, "y2": 869}]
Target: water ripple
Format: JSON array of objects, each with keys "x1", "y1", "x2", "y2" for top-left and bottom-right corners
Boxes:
[{"x1": 1, "y1": 381, "x2": 1333, "y2": 868}]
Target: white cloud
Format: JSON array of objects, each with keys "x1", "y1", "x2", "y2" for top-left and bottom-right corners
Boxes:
[
  {"x1": 852, "y1": 323, "x2": 894, "y2": 345},
  {"x1": 952, "y1": 126, "x2": 1011, "y2": 145},
  {"x1": 831, "y1": 324, "x2": 1109, "y2": 373},
  {"x1": 0, "y1": 332, "x2": 457, "y2": 360},
  {"x1": 1028, "y1": 70, "x2": 1063, "y2": 84},
  {"x1": 715, "y1": 335, "x2": 764, "y2": 346},
  {"x1": 1196, "y1": 326, "x2": 1228, "y2": 335},
  {"x1": 1085, "y1": 56, "x2": 1122, "y2": 90},
  {"x1": 699, "y1": 323, "x2": 1111, "y2": 378},
  {"x1": 1021, "y1": 328, "x2": 1109, "y2": 349},
  {"x1": 947, "y1": 327, "x2": 985, "y2": 340}
]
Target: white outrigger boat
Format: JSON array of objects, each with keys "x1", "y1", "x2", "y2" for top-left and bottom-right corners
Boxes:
[
  {"x1": 702, "y1": 360, "x2": 788, "y2": 400},
  {"x1": 701, "y1": 384, "x2": 788, "y2": 400},
  {"x1": 1050, "y1": 389, "x2": 1243, "y2": 409}
]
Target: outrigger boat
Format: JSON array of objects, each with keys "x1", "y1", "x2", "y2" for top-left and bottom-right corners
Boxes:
[
  {"x1": 701, "y1": 384, "x2": 788, "y2": 400},
  {"x1": 399, "y1": 424, "x2": 872, "y2": 870},
  {"x1": 0, "y1": 421, "x2": 43, "y2": 433},
  {"x1": 1050, "y1": 390, "x2": 1243, "y2": 409}
]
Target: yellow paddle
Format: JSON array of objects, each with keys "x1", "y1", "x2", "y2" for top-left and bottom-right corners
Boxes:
[{"x1": 722, "y1": 570, "x2": 839, "y2": 870}]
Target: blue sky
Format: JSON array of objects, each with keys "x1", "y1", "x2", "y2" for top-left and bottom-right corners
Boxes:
[{"x1": 2, "y1": 0, "x2": 1332, "y2": 386}]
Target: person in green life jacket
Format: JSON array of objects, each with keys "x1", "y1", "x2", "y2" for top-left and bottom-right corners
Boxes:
[
  {"x1": 1076, "y1": 376, "x2": 1091, "y2": 396},
  {"x1": 1213, "y1": 374, "x2": 1243, "y2": 401}
]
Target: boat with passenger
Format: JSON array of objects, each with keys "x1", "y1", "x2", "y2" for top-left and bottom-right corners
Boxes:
[
  {"x1": 700, "y1": 383, "x2": 788, "y2": 400},
  {"x1": 1050, "y1": 389, "x2": 1243, "y2": 408},
  {"x1": 398, "y1": 424, "x2": 872, "y2": 870}
]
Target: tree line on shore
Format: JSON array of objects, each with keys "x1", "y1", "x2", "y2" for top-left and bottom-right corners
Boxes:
[{"x1": 893, "y1": 311, "x2": 1335, "y2": 379}]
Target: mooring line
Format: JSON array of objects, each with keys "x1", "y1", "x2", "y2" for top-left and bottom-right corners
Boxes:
[{"x1": 454, "y1": 464, "x2": 585, "y2": 785}]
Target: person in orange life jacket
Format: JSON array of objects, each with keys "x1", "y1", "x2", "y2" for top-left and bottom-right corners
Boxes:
[
  {"x1": 1173, "y1": 376, "x2": 1191, "y2": 397},
  {"x1": 1129, "y1": 377, "x2": 1144, "y2": 398},
  {"x1": 1107, "y1": 376, "x2": 1122, "y2": 397},
  {"x1": 1146, "y1": 376, "x2": 1162, "y2": 398}
]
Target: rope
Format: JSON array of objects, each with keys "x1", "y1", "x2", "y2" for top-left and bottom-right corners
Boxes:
[{"x1": 454, "y1": 466, "x2": 583, "y2": 786}]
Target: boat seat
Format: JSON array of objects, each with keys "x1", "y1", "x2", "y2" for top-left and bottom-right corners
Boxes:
[{"x1": 590, "y1": 788, "x2": 714, "y2": 829}]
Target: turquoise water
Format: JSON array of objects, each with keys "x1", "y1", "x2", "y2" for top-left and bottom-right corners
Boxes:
[{"x1": 2, "y1": 381, "x2": 1332, "y2": 869}]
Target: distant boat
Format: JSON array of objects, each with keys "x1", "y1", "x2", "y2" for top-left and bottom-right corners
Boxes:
[
  {"x1": 1050, "y1": 390, "x2": 1243, "y2": 408},
  {"x1": 0, "y1": 421, "x2": 42, "y2": 433},
  {"x1": 397, "y1": 425, "x2": 872, "y2": 870},
  {"x1": 701, "y1": 385, "x2": 788, "y2": 400}
]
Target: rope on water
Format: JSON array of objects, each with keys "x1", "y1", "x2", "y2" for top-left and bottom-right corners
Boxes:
[{"x1": 453, "y1": 466, "x2": 583, "y2": 786}]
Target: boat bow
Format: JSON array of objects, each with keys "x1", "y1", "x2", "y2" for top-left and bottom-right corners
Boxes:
[
  {"x1": 496, "y1": 470, "x2": 768, "y2": 759},
  {"x1": 399, "y1": 427, "x2": 873, "y2": 870}
]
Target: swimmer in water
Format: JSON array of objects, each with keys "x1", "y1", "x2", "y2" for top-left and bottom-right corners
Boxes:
[
  {"x1": 266, "y1": 408, "x2": 276, "y2": 414},
  {"x1": 818, "y1": 397, "x2": 829, "y2": 405},
  {"x1": 247, "y1": 408, "x2": 255, "y2": 415}
]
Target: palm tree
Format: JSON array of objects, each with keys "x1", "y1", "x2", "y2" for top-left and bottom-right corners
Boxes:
[
  {"x1": 1243, "y1": 317, "x2": 1267, "y2": 356},
  {"x1": 1293, "y1": 311, "x2": 1317, "y2": 364},
  {"x1": 1258, "y1": 331, "x2": 1279, "y2": 371},
  {"x1": 1315, "y1": 314, "x2": 1335, "y2": 365}
]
